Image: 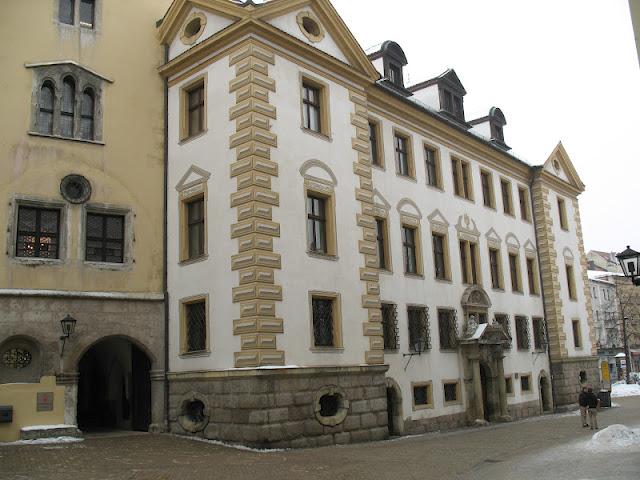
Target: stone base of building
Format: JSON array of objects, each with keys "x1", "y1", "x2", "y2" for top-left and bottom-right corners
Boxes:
[
  {"x1": 551, "y1": 356, "x2": 601, "y2": 406},
  {"x1": 508, "y1": 399, "x2": 542, "y2": 420},
  {"x1": 167, "y1": 365, "x2": 389, "y2": 449},
  {"x1": 403, "y1": 412, "x2": 468, "y2": 435}
]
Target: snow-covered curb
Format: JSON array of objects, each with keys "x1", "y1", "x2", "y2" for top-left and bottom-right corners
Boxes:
[
  {"x1": 171, "y1": 434, "x2": 287, "y2": 453},
  {"x1": 0, "y1": 436, "x2": 84, "y2": 446},
  {"x1": 21, "y1": 424, "x2": 77, "y2": 432},
  {"x1": 611, "y1": 382, "x2": 640, "y2": 398}
]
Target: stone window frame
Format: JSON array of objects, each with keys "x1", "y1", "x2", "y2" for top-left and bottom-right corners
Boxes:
[
  {"x1": 514, "y1": 315, "x2": 531, "y2": 351},
  {"x1": 504, "y1": 375, "x2": 515, "y2": 397},
  {"x1": 179, "y1": 294, "x2": 211, "y2": 358},
  {"x1": 179, "y1": 73, "x2": 208, "y2": 143},
  {"x1": 27, "y1": 62, "x2": 109, "y2": 144},
  {"x1": 296, "y1": 11, "x2": 326, "y2": 44},
  {"x1": 56, "y1": 0, "x2": 102, "y2": 31},
  {"x1": 525, "y1": 254, "x2": 541, "y2": 296},
  {"x1": 518, "y1": 185, "x2": 532, "y2": 222},
  {"x1": 519, "y1": 373, "x2": 533, "y2": 393},
  {"x1": 179, "y1": 184, "x2": 209, "y2": 265},
  {"x1": 479, "y1": 168, "x2": 496, "y2": 210},
  {"x1": 0, "y1": 336, "x2": 43, "y2": 385},
  {"x1": 423, "y1": 142, "x2": 443, "y2": 190},
  {"x1": 368, "y1": 117, "x2": 385, "y2": 170},
  {"x1": 507, "y1": 246, "x2": 523, "y2": 294},
  {"x1": 299, "y1": 73, "x2": 331, "y2": 140},
  {"x1": 442, "y1": 379, "x2": 463, "y2": 406},
  {"x1": 571, "y1": 318, "x2": 583, "y2": 350},
  {"x1": 7, "y1": 195, "x2": 69, "y2": 267},
  {"x1": 80, "y1": 202, "x2": 134, "y2": 271},
  {"x1": 557, "y1": 196, "x2": 569, "y2": 231},
  {"x1": 437, "y1": 308, "x2": 459, "y2": 351},
  {"x1": 451, "y1": 155, "x2": 474, "y2": 201},
  {"x1": 313, "y1": 385, "x2": 349, "y2": 427},
  {"x1": 486, "y1": 231, "x2": 505, "y2": 291},
  {"x1": 565, "y1": 262, "x2": 578, "y2": 301},
  {"x1": 374, "y1": 215, "x2": 392, "y2": 272},
  {"x1": 500, "y1": 177, "x2": 514, "y2": 217},
  {"x1": 411, "y1": 381, "x2": 434, "y2": 411},
  {"x1": 304, "y1": 178, "x2": 338, "y2": 260},
  {"x1": 308, "y1": 291, "x2": 343, "y2": 352},
  {"x1": 400, "y1": 218, "x2": 423, "y2": 278},
  {"x1": 180, "y1": 11, "x2": 208, "y2": 46},
  {"x1": 392, "y1": 128, "x2": 416, "y2": 180}
]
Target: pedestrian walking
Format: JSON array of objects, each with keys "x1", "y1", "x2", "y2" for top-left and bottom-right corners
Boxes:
[
  {"x1": 578, "y1": 386, "x2": 589, "y2": 427},
  {"x1": 585, "y1": 386, "x2": 601, "y2": 430}
]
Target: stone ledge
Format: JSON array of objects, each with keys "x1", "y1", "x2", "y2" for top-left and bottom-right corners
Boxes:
[{"x1": 20, "y1": 425, "x2": 82, "y2": 441}]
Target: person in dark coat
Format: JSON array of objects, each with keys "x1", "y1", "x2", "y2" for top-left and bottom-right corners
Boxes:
[
  {"x1": 578, "y1": 386, "x2": 589, "y2": 427},
  {"x1": 585, "y1": 386, "x2": 601, "y2": 430}
]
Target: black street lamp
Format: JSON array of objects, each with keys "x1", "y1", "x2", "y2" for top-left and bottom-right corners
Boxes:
[
  {"x1": 616, "y1": 246, "x2": 640, "y2": 286},
  {"x1": 60, "y1": 314, "x2": 77, "y2": 356}
]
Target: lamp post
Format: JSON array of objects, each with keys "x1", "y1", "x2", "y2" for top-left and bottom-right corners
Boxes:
[
  {"x1": 60, "y1": 314, "x2": 77, "y2": 356},
  {"x1": 616, "y1": 246, "x2": 640, "y2": 286},
  {"x1": 622, "y1": 316, "x2": 631, "y2": 384}
]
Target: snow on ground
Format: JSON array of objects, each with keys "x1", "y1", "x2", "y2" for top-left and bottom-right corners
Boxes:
[
  {"x1": 172, "y1": 434, "x2": 287, "y2": 453},
  {"x1": 585, "y1": 424, "x2": 640, "y2": 451},
  {"x1": 0, "y1": 436, "x2": 84, "y2": 446},
  {"x1": 21, "y1": 424, "x2": 76, "y2": 431},
  {"x1": 611, "y1": 381, "x2": 640, "y2": 398}
]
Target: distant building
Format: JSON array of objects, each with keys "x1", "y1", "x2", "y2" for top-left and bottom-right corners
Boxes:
[{"x1": 587, "y1": 250, "x2": 622, "y2": 274}]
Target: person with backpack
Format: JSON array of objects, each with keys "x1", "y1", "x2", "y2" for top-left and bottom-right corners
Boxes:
[
  {"x1": 585, "y1": 386, "x2": 601, "y2": 430},
  {"x1": 578, "y1": 386, "x2": 589, "y2": 427}
]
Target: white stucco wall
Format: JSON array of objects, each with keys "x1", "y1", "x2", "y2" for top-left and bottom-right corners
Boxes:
[
  {"x1": 168, "y1": 8, "x2": 235, "y2": 60},
  {"x1": 409, "y1": 84, "x2": 440, "y2": 111}
]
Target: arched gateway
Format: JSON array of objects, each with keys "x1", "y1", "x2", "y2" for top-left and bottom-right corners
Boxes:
[{"x1": 458, "y1": 286, "x2": 512, "y2": 423}]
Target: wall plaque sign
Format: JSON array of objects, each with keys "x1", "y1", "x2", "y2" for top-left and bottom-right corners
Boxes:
[{"x1": 37, "y1": 392, "x2": 53, "y2": 412}]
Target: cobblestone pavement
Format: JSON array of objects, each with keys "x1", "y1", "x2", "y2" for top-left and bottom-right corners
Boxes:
[{"x1": 1, "y1": 397, "x2": 639, "y2": 480}]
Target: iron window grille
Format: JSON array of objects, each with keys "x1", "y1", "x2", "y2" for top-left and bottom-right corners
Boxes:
[
  {"x1": 85, "y1": 213, "x2": 124, "y2": 263},
  {"x1": 381, "y1": 303, "x2": 399, "y2": 350},
  {"x1": 407, "y1": 306, "x2": 430, "y2": 353},
  {"x1": 395, "y1": 134, "x2": 410, "y2": 176},
  {"x1": 16, "y1": 206, "x2": 60, "y2": 259},
  {"x1": 306, "y1": 195, "x2": 327, "y2": 254},
  {"x1": 532, "y1": 317, "x2": 548, "y2": 351},
  {"x1": 302, "y1": 83, "x2": 321, "y2": 132},
  {"x1": 495, "y1": 314, "x2": 512, "y2": 349},
  {"x1": 312, "y1": 298, "x2": 335, "y2": 347},
  {"x1": 413, "y1": 385, "x2": 430, "y2": 406},
  {"x1": 187, "y1": 197, "x2": 205, "y2": 259},
  {"x1": 515, "y1": 316, "x2": 531, "y2": 350},
  {"x1": 438, "y1": 309, "x2": 458, "y2": 350},
  {"x1": 186, "y1": 301, "x2": 207, "y2": 353}
]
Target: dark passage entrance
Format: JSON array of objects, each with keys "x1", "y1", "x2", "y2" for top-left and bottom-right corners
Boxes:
[
  {"x1": 78, "y1": 337, "x2": 151, "y2": 432},
  {"x1": 540, "y1": 376, "x2": 552, "y2": 413},
  {"x1": 480, "y1": 363, "x2": 493, "y2": 422}
]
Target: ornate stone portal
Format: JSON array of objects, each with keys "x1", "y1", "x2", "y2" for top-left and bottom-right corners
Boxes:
[{"x1": 459, "y1": 286, "x2": 512, "y2": 423}]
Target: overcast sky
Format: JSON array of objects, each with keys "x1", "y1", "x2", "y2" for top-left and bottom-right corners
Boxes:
[{"x1": 331, "y1": 0, "x2": 640, "y2": 254}]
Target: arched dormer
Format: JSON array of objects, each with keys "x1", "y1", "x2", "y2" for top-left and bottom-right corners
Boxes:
[{"x1": 367, "y1": 40, "x2": 409, "y2": 92}]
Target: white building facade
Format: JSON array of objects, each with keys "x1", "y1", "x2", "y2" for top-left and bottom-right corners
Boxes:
[{"x1": 160, "y1": 0, "x2": 597, "y2": 448}]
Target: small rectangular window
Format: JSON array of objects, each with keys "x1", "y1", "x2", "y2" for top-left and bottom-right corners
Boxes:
[
  {"x1": 302, "y1": 83, "x2": 321, "y2": 133},
  {"x1": 527, "y1": 257, "x2": 539, "y2": 295},
  {"x1": 501, "y1": 179, "x2": 513, "y2": 215},
  {"x1": 395, "y1": 133, "x2": 411, "y2": 177},
  {"x1": 566, "y1": 264, "x2": 577, "y2": 300},
  {"x1": 505, "y1": 376, "x2": 514, "y2": 395},
  {"x1": 412, "y1": 383, "x2": 432, "y2": 409},
  {"x1": 518, "y1": 186, "x2": 531, "y2": 221},
  {"x1": 558, "y1": 197, "x2": 569, "y2": 231},
  {"x1": 489, "y1": 248, "x2": 502, "y2": 289},
  {"x1": 16, "y1": 206, "x2": 61, "y2": 259},
  {"x1": 572, "y1": 319, "x2": 582, "y2": 348},
  {"x1": 425, "y1": 146, "x2": 440, "y2": 188},
  {"x1": 438, "y1": 309, "x2": 458, "y2": 350},
  {"x1": 402, "y1": 225, "x2": 418, "y2": 274},
  {"x1": 375, "y1": 218, "x2": 389, "y2": 270},
  {"x1": 480, "y1": 170, "x2": 494, "y2": 208},
  {"x1": 187, "y1": 197, "x2": 205, "y2": 260},
  {"x1": 369, "y1": 121, "x2": 381, "y2": 167},
  {"x1": 307, "y1": 195, "x2": 327, "y2": 254},
  {"x1": 79, "y1": 0, "x2": 95, "y2": 28},
  {"x1": 311, "y1": 295, "x2": 341, "y2": 348},
  {"x1": 520, "y1": 375, "x2": 532, "y2": 392},
  {"x1": 407, "y1": 306, "x2": 430, "y2": 352},
  {"x1": 381, "y1": 303, "x2": 399, "y2": 351},
  {"x1": 389, "y1": 63, "x2": 403, "y2": 87},
  {"x1": 59, "y1": 0, "x2": 75, "y2": 25},
  {"x1": 85, "y1": 212, "x2": 124, "y2": 263},
  {"x1": 432, "y1": 233, "x2": 448, "y2": 280},
  {"x1": 509, "y1": 253, "x2": 522, "y2": 293},
  {"x1": 515, "y1": 316, "x2": 530, "y2": 350},
  {"x1": 443, "y1": 382, "x2": 460, "y2": 403},
  {"x1": 183, "y1": 299, "x2": 207, "y2": 354}
]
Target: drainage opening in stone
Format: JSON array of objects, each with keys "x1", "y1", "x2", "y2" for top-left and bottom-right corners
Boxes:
[
  {"x1": 319, "y1": 393, "x2": 341, "y2": 418},
  {"x1": 579, "y1": 370, "x2": 587, "y2": 383},
  {"x1": 185, "y1": 400, "x2": 205, "y2": 423}
]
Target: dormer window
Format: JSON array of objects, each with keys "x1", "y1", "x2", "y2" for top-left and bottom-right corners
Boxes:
[
  {"x1": 440, "y1": 88, "x2": 464, "y2": 122},
  {"x1": 367, "y1": 41, "x2": 409, "y2": 92},
  {"x1": 491, "y1": 122, "x2": 504, "y2": 143}
]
